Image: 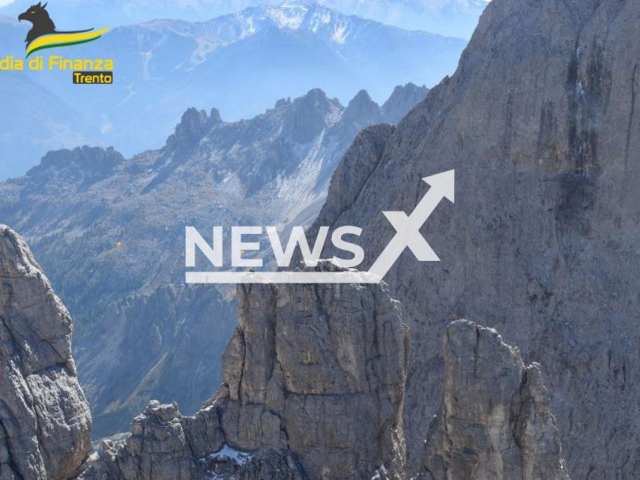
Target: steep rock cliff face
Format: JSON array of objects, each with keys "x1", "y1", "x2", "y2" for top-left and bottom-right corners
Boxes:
[
  {"x1": 309, "y1": 0, "x2": 640, "y2": 477},
  {"x1": 79, "y1": 298, "x2": 574, "y2": 480},
  {"x1": 81, "y1": 264, "x2": 410, "y2": 479},
  {"x1": 0, "y1": 225, "x2": 92, "y2": 479},
  {"x1": 0, "y1": 228, "x2": 569, "y2": 480},
  {"x1": 423, "y1": 320, "x2": 570, "y2": 480},
  {"x1": 219, "y1": 266, "x2": 410, "y2": 479}
]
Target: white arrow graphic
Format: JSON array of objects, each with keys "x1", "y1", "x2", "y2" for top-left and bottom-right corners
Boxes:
[
  {"x1": 367, "y1": 170, "x2": 455, "y2": 280},
  {"x1": 186, "y1": 170, "x2": 454, "y2": 284}
]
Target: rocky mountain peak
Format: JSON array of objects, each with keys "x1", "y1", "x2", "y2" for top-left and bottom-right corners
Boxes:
[
  {"x1": 294, "y1": 87, "x2": 332, "y2": 107},
  {"x1": 274, "y1": 97, "x2": 292, "y2": 109},
  {"x1": 163, "y1": 107, "x2": 226, "y2": 156},
  {"x1": 209, "y1": 107, "x2": 223, "y2": 125},
  {"x1": 341, "y1": 89, "x2": 382, "y2": 126},
  {"x1": 284, "y1": 88, "x2": 342, "y2": 143},
  {"x1": 217, "y1": 263, "x2": 411, "y2": 478},
  {"x1": 260, "y1": 1, "x2": 341, "y2": 32},
  {"x1": 26, "y1": 146, "x2": 125, "y2": 187},
  {"x1": 424, "y1": 320, "x2": 570, "y2": 480},
  {"x1": 382, "y1": 83, "x2": 429, "y2": 124},
  {"x1": 166, "y1": 107, "x2": 211, "y2": 150},
  {"x1": 349, "y1": 88, "x2": 374, "y2": 105}
]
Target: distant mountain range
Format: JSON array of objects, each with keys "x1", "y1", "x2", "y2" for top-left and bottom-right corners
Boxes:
[
  {"x1": 1, "y1": 0, "x2": 487, "y2": 37},
  {"x1": 0, "y1": 2, "x2": 465, "y2": 179},
  {"x1": 0, "y1": 83, "x2": 428, "y2": 437}
]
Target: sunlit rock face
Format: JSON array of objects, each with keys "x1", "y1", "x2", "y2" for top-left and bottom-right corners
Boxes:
[
  {"x1": 423, "y1": 320, "x2": 570, "y2": 480},
  {"x1": 0, "y1": 225, "x2": 92, "y2": 480},
  {"x1": 80, "y1": 263, "x2": 411, "y2": 480},
  {"x1": 218, "y1": 264, "x2": 410, "y2": 478},
  {"x1": 309, "y1": 0, "x2": 640, "y2": 476}
]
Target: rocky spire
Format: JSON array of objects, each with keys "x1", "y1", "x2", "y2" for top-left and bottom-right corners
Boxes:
[
  {"x1": 165, "y1": 108, "x2": 211, "y2": 151},
  {"x1": 342, "y1": 89, "x2": 383, "y2": 128},
  {"x1": 284, "y1": 88, "x2": 342, "y2": 143},
  {"x1": 218, "y1": 263, "x2": 410, "y2": 478},
  {"x1": 381, "y1": 83, "x2": 429, "y2": 124},
  {"x1": 423, "y1": 320, "x2": 570, "y2": 480},
  {"x1": 0, "y1": 225, "x2": 91, "y2": 479}
]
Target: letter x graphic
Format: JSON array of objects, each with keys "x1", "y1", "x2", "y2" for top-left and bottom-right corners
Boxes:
[{"x1": 368, "y1": 170, "x2": 455, "y2": 280}]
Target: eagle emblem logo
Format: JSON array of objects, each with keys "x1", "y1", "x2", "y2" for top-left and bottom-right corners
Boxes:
[{"x1": 18, "y1": 2, "x2": 108, "y2": 58}]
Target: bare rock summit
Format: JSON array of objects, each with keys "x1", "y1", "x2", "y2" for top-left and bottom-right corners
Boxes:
[{"x1": 423, "y1": 320, "x2": 570, "y2": 480}]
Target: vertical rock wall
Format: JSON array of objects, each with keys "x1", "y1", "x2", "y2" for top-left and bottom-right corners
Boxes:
[
  {"x1": 423, "y1": 320, "x2": 570, "y2": 480},
  {"x1": 0, "y1": 225, "x2": 91, "y2": 479}
]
